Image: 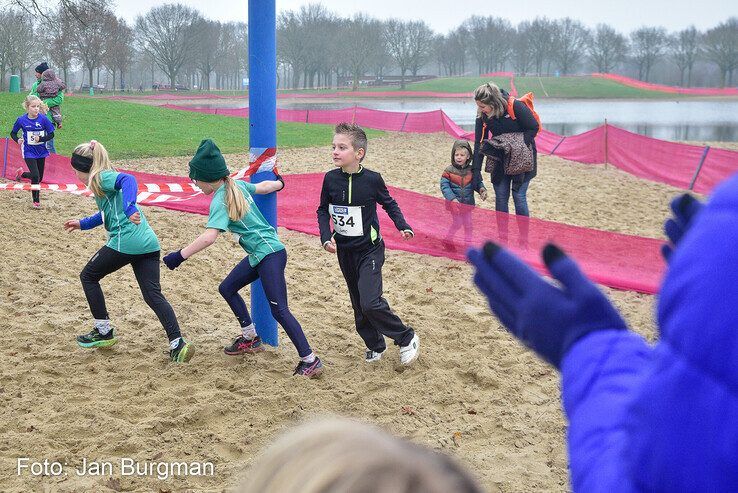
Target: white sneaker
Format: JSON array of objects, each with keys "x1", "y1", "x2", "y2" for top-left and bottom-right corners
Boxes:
[
  {"x1": 399, "y1": 334, "x2": 420, "y2": 366},
  {"x1": 365, "y1": 349, "x2": 384, "y2": 362}
]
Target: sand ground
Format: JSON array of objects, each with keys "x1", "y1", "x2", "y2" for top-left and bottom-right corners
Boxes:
[{"x1": 0, "y1": 132, "x2": 686, "y2": 492}]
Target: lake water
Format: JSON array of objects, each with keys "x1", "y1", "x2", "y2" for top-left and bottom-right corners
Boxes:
[{"x1": 181, "y1": 99, "x2": 738, "y2": 142}]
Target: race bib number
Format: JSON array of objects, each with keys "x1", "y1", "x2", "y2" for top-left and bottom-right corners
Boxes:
[
  {"x1": 329, "y1": 204, "x2": 363, "y2": 237},
  {"x1": 27, "y1": 130, "x2": 45, "y2": 145}
]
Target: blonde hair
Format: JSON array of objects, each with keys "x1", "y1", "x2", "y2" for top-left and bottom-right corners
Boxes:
[
  {"x1": 474, "y1": 82, "x2": 507, "y2": 118},
  {"x1": 23, "y1": 95, "x2": 49, "y2": 114},
  {"x1": 223, "y1": 176, "x2": 249, "y2": 221},
  {"x1": 238, "y1": 418, "x2": 484, "y2": 493},
  {"x1": 73, "y1": 140, "x2": 115, "y2": 197}
]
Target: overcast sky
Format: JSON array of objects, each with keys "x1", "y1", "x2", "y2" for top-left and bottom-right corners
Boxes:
[{"x1": 114, "y1": 0, "x2": 738, "y2": 34}]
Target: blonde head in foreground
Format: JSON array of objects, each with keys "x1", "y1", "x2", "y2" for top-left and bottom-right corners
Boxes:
[{"x1": 238, "y1": 418, "x2": 484, "y2": 493}]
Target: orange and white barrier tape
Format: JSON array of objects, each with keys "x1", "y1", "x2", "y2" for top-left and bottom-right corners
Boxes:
[{"x1": 0, "y1": 163, "x2": 280, "y2": 205}]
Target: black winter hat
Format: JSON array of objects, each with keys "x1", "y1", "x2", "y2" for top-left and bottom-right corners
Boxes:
[{"x1": 35, "y1": 62, "x2": 49, "y2": 74}]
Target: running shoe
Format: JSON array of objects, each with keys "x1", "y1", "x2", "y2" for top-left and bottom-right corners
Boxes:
[
  {"x1": 32, "y1": 202, "x2": 41, "y2": 209},
  {"x1": 76, "y1": 327, "x2": 118, "y2": 349},
  {"x1": 14, "y1": 168, "x2": 23, "y2": 182},
  {"x1": 293, "y1": 357, "x2": 323, "y2": 378},
  {"x1": 365, "y1": 349, "x2": 385, "y2": 362},
  {"x1": 224, "y1": 335, "x2": 264, "y2": 355},
  {"x1": 399, "y1": 334, "x2": 420, "y2": 366},
  {"x1": 170, "y1": 338, "x2": 195, "y2": 363}
]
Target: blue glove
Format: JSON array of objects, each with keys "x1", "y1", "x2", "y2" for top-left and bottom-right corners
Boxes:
[
  {"x1": 163, "y1": 250, "x2": 185, "y2": 270},
  {"x1": 661, "y1": 193, "x2": 703, "y2": 261},
  {"x1": 467, "y1": 242, "x2": 628, "y2": 368}
]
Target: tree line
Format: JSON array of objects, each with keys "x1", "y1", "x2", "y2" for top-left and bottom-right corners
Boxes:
[
  {"x1": 1, "y1": 1, "x2": 737, "y2": 91},
  {"x1": 0, "y1": 0, "x2": 246, "y2": 91},
  {"x1": 279, "y1": 8, "x2": 737, "y2": 89}
]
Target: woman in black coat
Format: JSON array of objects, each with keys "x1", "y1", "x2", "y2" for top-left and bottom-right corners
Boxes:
[{"x1": 471, "y1": 82, "x2": 539, "y2": 216}]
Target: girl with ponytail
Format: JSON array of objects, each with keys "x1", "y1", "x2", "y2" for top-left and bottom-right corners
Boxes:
[
  {"x1": 63, "y1": 140, "x2": 194, "y2": 363},
  {"x1": 10, "y1": 95, "x2": 56, "y2": 208},
  {"x1": 164, "y1": 139, "x2": 322, "y2": 378}
]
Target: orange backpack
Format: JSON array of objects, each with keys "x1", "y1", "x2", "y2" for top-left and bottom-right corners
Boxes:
[{"x1": 507, "y1": 92, "x2": 541, "y2": 136}]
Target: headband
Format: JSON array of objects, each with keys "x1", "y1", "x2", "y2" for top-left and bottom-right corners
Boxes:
[{"x1": 70, "y1": 153, "x2": 93, "y2": 173}]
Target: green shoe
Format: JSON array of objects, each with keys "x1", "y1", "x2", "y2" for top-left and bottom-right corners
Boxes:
[
  {"x1": 170, "y1": 339, "x2": 195, "y2": 363},
  {"x1": 77, "y1": 327, "x2": 118, "y2": 349}
]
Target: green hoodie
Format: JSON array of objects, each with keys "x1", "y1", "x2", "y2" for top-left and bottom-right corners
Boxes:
[{"x1": 29, "y1": 79, "x2": 64, "y2": 108}]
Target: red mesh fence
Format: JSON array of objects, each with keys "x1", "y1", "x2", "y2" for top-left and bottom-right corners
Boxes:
[
  {"x1": 694, "y1": 147, "x2": 738, "y2": 194},
  {"x1": 0, "y1": 144, "x2": 666, "y2": 294},
  {"x1": 592, "y1": 73, "x2": 738, "y2": 96},
  {"x1": 604, "y1": 126, "x2": 705, "y2": 188},
  {"x1": 161, "y1": 104, "x2": 738, "y2": 194}
]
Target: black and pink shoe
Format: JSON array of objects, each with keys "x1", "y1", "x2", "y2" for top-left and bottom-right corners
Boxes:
[
  {"x1": 293, "y1": 357, "x2": 323, "y2": 378},
  {"x1": 14, "y1": 168, "x2": 24, "y2": 182},
  {"x1": 224, "y1": 335, "x2": 265, "y2": 355}
]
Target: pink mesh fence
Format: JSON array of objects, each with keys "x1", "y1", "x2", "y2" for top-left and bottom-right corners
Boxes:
[
  {"x1": 0, "y1": 144, "x2": 665, "y2": 294},
  {"x1": 161, "y1": 104, "x2": 738, "y2": 194},
  {"x1": 592, "y1": 73, "x2": 738, "y2": 96}
]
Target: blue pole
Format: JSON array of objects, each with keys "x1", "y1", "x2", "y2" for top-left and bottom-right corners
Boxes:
[{"x1": 248, "y1": 0, "x2": 279, "y2": 347}]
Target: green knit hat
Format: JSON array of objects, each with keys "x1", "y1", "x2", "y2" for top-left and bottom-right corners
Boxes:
[{"x1": 189, "y1": 139, "x2": 230, "y2": 182}]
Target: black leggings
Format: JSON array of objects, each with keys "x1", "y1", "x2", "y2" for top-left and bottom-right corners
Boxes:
[
  {"x1": 80, "y1": 246, "x2": 182, "y2": 342},
  {"x1": 22, "y1": 158, "x2": 45, "y2": 203}
]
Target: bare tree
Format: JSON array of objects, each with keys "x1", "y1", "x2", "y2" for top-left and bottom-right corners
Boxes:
[
  {"x1": 434, "y1": 32, "x2": 467, "y2": 77},
  {"x1": 192, "y1": 19, "x2": 220, "y2": 90},
  {"x1": 277, "y1": 10, "x2": 306, "y2": 89},
  {"x1": 588, "y1": 23, "x2": 628, "y2": 73},
  {"x1": 551, "y1": 18, "x2": 589, "y2": 75},
  {"x1": 4, "y1": 10, "x2": 40, "y2": 88},
  {"x1": 341, "y1": 14, "x2": 383, "y2": 90},
  {"x1": 462, "y1": 16, "x2": 487, "y2": 74},
  {"x1": 383, "y1": 19, "x2": 433, "y2": 87},
  {"x1": 235, "y1": 22, "x2": 248, "y2": 88},
  {"x1": 669, "y1": 26, "x2": 700, "y2": 87},
  {"x1": 449, "y1": 26, "x2": 468, "y2": 75},
  {"x1": 135, "y1": 4, "x2": 202, "y2": 88},
  {"x1": 0, "y1": 10, "x2": 25, "y2": 90},
  {"x1": 70, "y1": 0, "x2": 114, "y2": 88},
  {"x1": 460, "y1": 16, "x2": 512, "y2": 74},
  {"x1": 293, "y1": 4, "x2": 337, "y2": 88},
  {"x1": 702, "y1": 18, "x2": 738, "y2": 87},
  {"x1": 370, "y1": 20, "x2": 392, "y2": 80},
  {"x1": 630, "y1": 26, "x2": 668, "y2": 81},
  {"x1": 486, "y1": 17, "x2": 515, "y2": 73},
  {"x1": 511, "y1": 21, "x2": 534, "y2": 75},
  {"x1": 407, "y1": 20, "x2": 434, "y2": 77},
  {"x1": 106, "y1": 17, "x2": 134, "y2": 91},
  {"x1": 46, "y1": 6, "x2": 75, "y2": 84},
  {"x1": 384, "y1": 19, "x2": 413, "y2": 88},
  {"x1": 214, "y1": 22, "x2": 241, "y2": 90},
  {"x1": 528, "y1": 17, "x2": 555, "y2": 75}
]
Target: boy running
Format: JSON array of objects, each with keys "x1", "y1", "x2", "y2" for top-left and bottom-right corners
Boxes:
[{"x1": 317, "y1": 123, "x2": 419, "y2": 366}]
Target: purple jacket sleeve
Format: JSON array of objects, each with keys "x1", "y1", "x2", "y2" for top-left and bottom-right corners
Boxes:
[
  {"x1": 115, "y1": 173, "x2": 140, "y2": 217},
  {"x1": 560, "y1": 330, "x2": 651, "y2": 493},
  {"x1": 80, "y1": 212, "x2": 103, "y2": 230},
  {"x1": 10, "y1": 119, "x2": 21, "y2": 142}
]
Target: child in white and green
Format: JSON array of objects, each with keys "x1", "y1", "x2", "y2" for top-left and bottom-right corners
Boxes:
[
  {"x1": 163, "y1": 139, "x2": 322, "y2": 378},
  {"x1": 63, "y1": 140, "x2": 194, "y2": 363}
]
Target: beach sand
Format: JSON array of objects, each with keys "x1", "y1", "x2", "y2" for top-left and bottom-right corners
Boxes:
[{"x1": 0, "y1": 132, "x2": 677, "y2": 492}]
